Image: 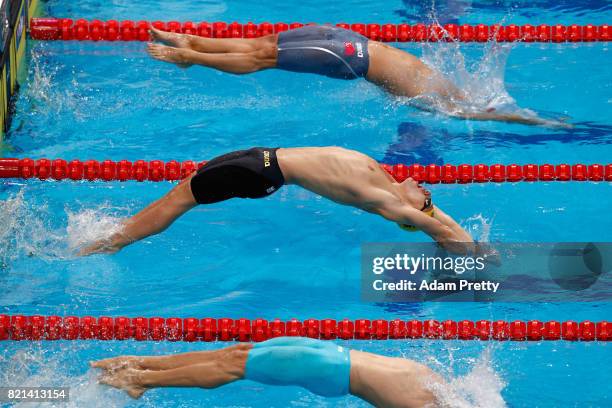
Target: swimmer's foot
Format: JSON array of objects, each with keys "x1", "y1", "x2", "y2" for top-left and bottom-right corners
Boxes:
[
  {"x1": 149, "y1": 27, "x2": 191, "y2": 49},
  {"x1": 91, "y1": 356, "x2": 143, "y2": 371},
  {"x1": 99, "y1": 367, "x2": 147, "y2": 399},
  {"x1": 147, "y1": 43, "x2": 193, "y2": 69}
]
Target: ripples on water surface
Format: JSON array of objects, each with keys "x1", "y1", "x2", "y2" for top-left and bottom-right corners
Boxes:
[{"x1": 0, "y1": 1, "x2": 610, "y2": 407}]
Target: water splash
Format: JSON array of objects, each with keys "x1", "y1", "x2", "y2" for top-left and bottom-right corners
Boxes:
[
  {"x1": 0, "y1": 190, "x2": 65, "y2": 265},
  {"x1": 65, "y1": 205, "x2": 125, "y2": 252},
  {"x1": 0, "y1": 190, "x2": 126, "y2": 264},
  {"x1": 420, "y1": 40, "x2": 518, "y2": 113},
  {"x1": 24, "y1": 46, "x2": 82, "y2": 120},
  {"x1": 463, "y1": 214, "x2": 493, "y2": 243},
  {"x1": 430, "y1": 347, "x2": 507, "y2": 408},
  {"x1": 393, "y1": 19, "x2": 568, "y2": 127},
  {"x1": 0, "y1": 347, "x2": 129, "y2": 408}
]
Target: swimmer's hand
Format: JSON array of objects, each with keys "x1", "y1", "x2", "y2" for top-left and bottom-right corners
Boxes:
[
  {"x1": 78, "y1": 239, "x2": 121, "y2": 257},
  {"x1": 455, "y1": 108, "x2": 574, "y2": 129},
  {"x1": 91, "y1": 356, "x2": 143, "y2": 371},
  {"x1": 77, "y1": 228, "x2": 135, "y2": 257}
]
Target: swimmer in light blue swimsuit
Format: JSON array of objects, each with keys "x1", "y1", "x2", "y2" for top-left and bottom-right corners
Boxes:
[
  {"x1": 146, "y1": 25, "x2": 569, "y2": 127},
  {"x1": 93, "y1": 337, "x2": 442, "y2": 407}
]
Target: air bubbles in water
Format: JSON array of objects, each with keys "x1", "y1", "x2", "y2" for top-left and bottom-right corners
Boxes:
[
  {"x1": 0, "y1": 189, "x2": 125, "y2": 264},
  {"x1": 0, "y1": 346, "x2": 129, "y2": 408},
  {"x1": 0, "y1": 190, "x2": 64, "y2": 264},
  {"x1": 66, "y1": 206, "x2": 124, "y2": 252},
  {"x1": 392, "y1": 21, "x2": 568, "y2": 127},
  {"x1": 431, "y1": 347, "x2": 507, "y2": 408}
]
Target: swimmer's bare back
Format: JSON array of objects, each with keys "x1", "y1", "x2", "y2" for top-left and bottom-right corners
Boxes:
[
  {"x1": 277, "y1": 147, "x2": 397, "y2": 210},
  {"x1": 278, "y1": 147, "x2": 475, "y2": 254}
]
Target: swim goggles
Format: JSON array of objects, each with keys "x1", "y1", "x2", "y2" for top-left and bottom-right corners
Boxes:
[{"x1": 398, "y1": 197, "x2": 435, "y2": 232}]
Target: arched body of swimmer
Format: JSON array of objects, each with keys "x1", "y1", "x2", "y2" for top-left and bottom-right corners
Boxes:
[
  {"x1": 80, "y1": 146, "x2": 476, "y2": 256},
  {"x1": 146, "y1": 25, "x2": 567, "y2": 127},
  {"x1": 93, "y1": 337, "x2": 443, "y2": 408}
]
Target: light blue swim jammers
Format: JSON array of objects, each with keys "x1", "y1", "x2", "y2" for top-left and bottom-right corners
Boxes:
[{"x1": 244, "y1": 337, "x2": 351, "y2": 397}]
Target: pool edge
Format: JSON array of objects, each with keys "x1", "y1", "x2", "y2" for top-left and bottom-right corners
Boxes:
[{"x1": 0, "y1": 0, "x2": 42, "y2": 145}]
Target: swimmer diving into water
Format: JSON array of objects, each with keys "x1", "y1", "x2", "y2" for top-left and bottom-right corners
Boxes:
[
  {"x1": 80, "y1": 146, "x2": 478, "y2": 256},
  {"x1": 93, "y1": 337, "x2": 443, "y2": 407},
  {"x1": 147, "y1": 25, "x2": 567, "y2": 127}
]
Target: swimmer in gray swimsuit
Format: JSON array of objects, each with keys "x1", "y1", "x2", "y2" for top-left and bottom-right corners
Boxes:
[{"x1": 147, "y1": 25, "x2": 567, "y2": 127}]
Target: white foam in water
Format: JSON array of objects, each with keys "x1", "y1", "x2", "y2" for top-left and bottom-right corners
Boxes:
[
  {"x1": 25, "y1": 45, "x2": 94, "y2": 124},
  {"x1": 65, "y1": 205, "x2": 125, "y2": 252},
  {"x1": 419, "y1": 39, "x2": 519, "y2": 114},
  {"x1": 429, "y1": 347, "x2": 507, "y2": 408},
  {"x1": 27, "y1": 48, "x2": 76, "y2": 115},
  {"x1": 0, "y1": 190, "x2": 65, "y2": 263},
  {"x1": 392, "y1": 20, "x2": 567, "y2": 127},
  {"x1": 0, "y1": 190, "x2": 125, "y2": 263},
  {"x1": 26, "y1": 48, "x2": 58, "y2": 105},
  {"x1": 1, "y1": 348, "x2": 129, "y2": 408}
]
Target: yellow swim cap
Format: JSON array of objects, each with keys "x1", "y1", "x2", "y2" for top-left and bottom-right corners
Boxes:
[{"x1": 398, "y1": 207, "x2": 435, "y2": 232}]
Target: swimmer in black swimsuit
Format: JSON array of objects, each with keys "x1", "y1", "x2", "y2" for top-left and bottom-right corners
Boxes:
[
  {"x1": 189, "y1": 148, "x2": 285, "y2": 204},
  {"x1": 80, "y1": 146, "x2": 479, "y2": 257},
  {"x1": 146, "y1": 25, "x2": 569, "y2": 127}
]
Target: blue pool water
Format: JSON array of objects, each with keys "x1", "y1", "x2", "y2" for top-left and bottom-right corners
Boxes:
[{"x1": 1, "y1": 0, "x2": 611, "y2": 407}]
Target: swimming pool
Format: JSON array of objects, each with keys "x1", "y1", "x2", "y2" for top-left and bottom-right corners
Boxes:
[{"x1": 1, "y1": 0, "x2": 611, "y2": 406}]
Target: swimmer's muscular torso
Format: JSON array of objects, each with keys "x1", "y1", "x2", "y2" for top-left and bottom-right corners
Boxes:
[
  {"x1": 277, "y1": 147, "x2": 473, "y2": 251},
  {"x1": 278, "y1": 147, "x2": 415, "y2": 211}
]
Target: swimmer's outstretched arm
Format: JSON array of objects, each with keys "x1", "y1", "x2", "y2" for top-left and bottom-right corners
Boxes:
[
  {"x1": 450, "y1": 108, "x2": 573, "y2": 128},
  {"x1": 378, "y1": 203, "x2": 476, "y2": 254},
  {"x1": 413, "y1": 85, "x2": 572, "y2": 128},
  {"x1": 79, "y1": 176, "x2": 197, "y2": 256},
  {"x1": 370, "y1": 48, "x2": 572, "y2": 128}
]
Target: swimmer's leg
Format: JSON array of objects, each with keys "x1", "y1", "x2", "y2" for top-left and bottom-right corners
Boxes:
[
  {"x1": 147, "y1": 43, "x2": 277, "y2": 74},
  {"x1": 98, "y1": 344, "x2": 252, "y2": 399},
  {"x1": 79, "y1": 174, "x2": 198, "y2": 256},
  {"x1": 150, "y1": 27, "x2": 274, "y2": 54},
  {"x1": 93, "y1": 338, "x2": 331, "y2": 372},
  {"x1": 92, "y1": 347, "x2": 234, "y2": 371}
]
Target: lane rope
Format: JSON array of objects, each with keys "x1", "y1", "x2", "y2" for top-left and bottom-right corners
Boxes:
[
  {"x1": 30, "y1": 18, "x2": 611, "y2": 43},
  {"x1": 1, "y1": 158, "x2": 610, "y2": 183},
  {"x1": 1, "y1": 315, "x2": 609, "y2": 342}
]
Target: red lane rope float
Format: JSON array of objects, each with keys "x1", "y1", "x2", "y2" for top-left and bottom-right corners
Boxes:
[
  {"x1": 30, "y1": 18, "x2": 611, "y2": 43},
  {"x1": 1, "y1": 315, "x2": 609, "y2": 342},
  {"x1": 1, "y1": 158, "x2": 611, "y2": 183}
]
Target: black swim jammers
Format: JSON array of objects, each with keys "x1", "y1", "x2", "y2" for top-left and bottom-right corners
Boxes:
[
  {"x1": 277, "y1": 25, "x2": 370, "y2": 80},
  {"x1": 190, "y1": 148, "x2": 285, "y2": 204}
]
